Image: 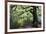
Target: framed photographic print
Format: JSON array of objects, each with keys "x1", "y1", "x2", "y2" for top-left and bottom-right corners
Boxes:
[{"x1": 5, "y1": 1, "x2": 45, "y2": 34}]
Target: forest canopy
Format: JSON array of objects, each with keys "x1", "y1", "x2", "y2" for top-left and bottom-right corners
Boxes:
[{"x1": 10, "y1": 5, "x2": 41, "y2": 29}]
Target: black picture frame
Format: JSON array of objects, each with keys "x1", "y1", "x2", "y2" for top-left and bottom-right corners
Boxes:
[{"x1": 5, "y1": 0, "x2": 45, "y2": 34}]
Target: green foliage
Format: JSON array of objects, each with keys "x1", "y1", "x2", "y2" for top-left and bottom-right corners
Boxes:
[{"x1": 10, "y1": 5, "x2": 41, "y2": 28}]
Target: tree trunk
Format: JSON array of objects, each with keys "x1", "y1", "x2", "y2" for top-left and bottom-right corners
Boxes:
[{"x1": 32, "y1": 6, "x2": 38, "y2": 27}]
